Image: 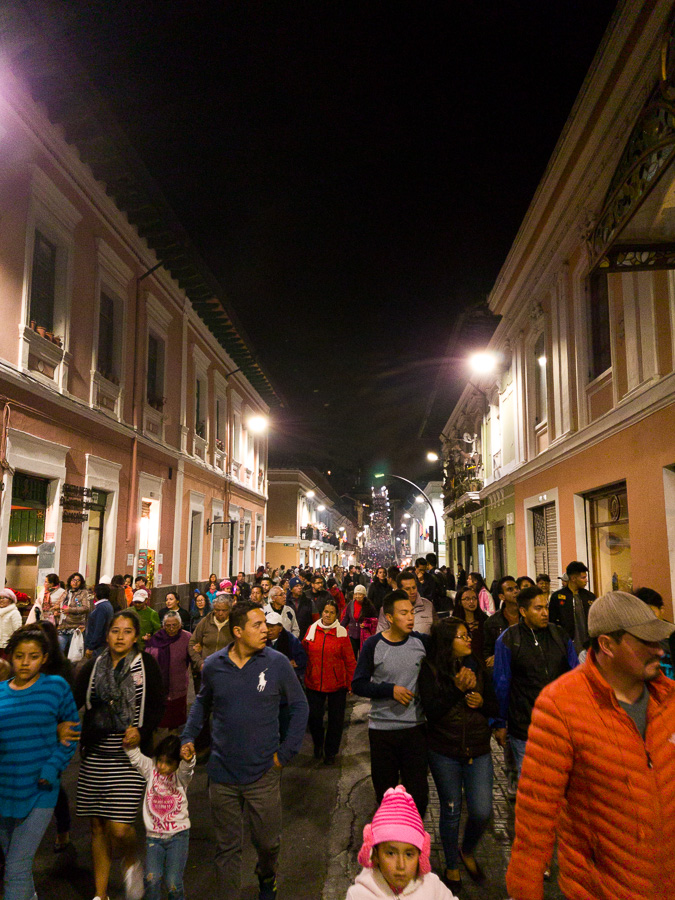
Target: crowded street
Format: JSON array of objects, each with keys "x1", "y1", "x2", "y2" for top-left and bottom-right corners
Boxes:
[{"x1": 2, "y1": 2, "x2": 675, "y2": 900}]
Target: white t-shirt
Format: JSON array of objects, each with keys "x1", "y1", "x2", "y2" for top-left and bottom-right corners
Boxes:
[{"x1": 126, "y1": 746, "x2": 195, "y2": 837}]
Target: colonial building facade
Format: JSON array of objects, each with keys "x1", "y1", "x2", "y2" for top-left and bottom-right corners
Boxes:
[
  {"x1": 443, "y1": 0, "x2": 675, "y2": 612},
  {"x1": 266, "y1": 469, "x2": 359, "y2": 570},
  {"x1": 0, "y1": 22, "x2": 275, "y2": 599}
]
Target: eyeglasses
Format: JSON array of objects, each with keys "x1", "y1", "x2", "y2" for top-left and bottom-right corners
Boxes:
[{"x1": 454, "y1": 633, "x2": 472, "y2": 642}]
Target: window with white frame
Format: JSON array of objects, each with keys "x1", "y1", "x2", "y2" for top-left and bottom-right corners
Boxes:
[
  {"x1": 91, "y1": 239, "x2": 131, "y2": 415},
  {"x1": 21, "y1": 168, "x2": 81, "y2": 388},
  {"x1": 146, "y1": 331, "x2": 166, "y2": 410},
  {"x1": 193, "y1": 345, "x2": 210, "y2": 446}
]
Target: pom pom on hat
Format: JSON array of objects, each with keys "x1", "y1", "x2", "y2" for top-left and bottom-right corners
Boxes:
[{"x1": 357, "y1": 786, "x2": 431, "y2": 875}]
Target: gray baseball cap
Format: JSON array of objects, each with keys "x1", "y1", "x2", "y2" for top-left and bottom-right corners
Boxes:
[{"x1": 588, "y1": 591, "x2": 675, "y2": 641}]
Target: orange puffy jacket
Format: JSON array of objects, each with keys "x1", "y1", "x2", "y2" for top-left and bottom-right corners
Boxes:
[{"x1": 506, "y1": 651, "x2": 675, "y2": 900}]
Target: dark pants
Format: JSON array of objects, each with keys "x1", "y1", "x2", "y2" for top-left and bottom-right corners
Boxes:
[
  {"x1": 54, "y1": 786, "x2": 70, "y2": 835},
  {"x1": 209, "y1": 768, "x2": 281, "y2": 895},
  {"x1": 306, "y1": 688, "x2": 347, "y2": 758},
  {"x1": 368, "y1": 724, "x2": 428, "y2": 817},
  {"x1": 349, "y1": 637, "x2": 360, "y2": 659}
]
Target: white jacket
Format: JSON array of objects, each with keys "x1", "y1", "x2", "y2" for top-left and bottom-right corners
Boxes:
[
  {"x1": 26, "y1": 586, "x2": 66, "y2": 625},
  {"x1": 125, "y1": 746, "x2": 195, "y2": 837},
  {"x1": 263, "y1": 602, "x2": 300, "y2": 638},
  {"x1": 346, "y1": 868, "x2": 458, "y2": 900},
  {"x1": 0, "y1": 603, "x2": 23, "y2": 649}
]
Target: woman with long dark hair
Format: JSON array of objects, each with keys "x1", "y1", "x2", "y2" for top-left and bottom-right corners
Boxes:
[
  {"x1": 58, "y1": 573, "x2": 91, "y2": 655},
  {"x1": 452, "y1": 587, "x2": 488, "y2": 660},
  {"x1": 418, "y1": 617, "x2": 498, "y2": 892},
  {"x1": 74, "y1": 609, "x2": 165, "y2": 900},
  {"x1": 367, "y1": 567, "x2": 390, "y2": 613},
  {"x1": 467, "y1": 572, "x2": 495, "y2": 615}
]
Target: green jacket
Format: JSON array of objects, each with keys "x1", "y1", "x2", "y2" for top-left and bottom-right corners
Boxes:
[{"x1": 135, "y1": 605, "x2": 161, "y2": 650}]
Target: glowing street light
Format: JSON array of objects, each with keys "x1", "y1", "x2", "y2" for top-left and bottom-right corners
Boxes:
[
  {"x1": 247, "y1": 414, "x2": 268, "y2": 433},
  {"x1": 306, "y1": 490, "x2": 315, "y2": 498},
  {"x1": 415, "y1": 496, "x2": 425, "y2": 503},
  {"x1": 317, "y1": 504, "x2": 326, "y2": 512},
  {"x1": 469, "y1": 351, "x2": 497, "y2": 375},
  {"x1": 403, "y1": 513, "x2": 411, "y2": 519},
  {"x1": 426, "y1": 451, "x2": 439, "y2": 462}
]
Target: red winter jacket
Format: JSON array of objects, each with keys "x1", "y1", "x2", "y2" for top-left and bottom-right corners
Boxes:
[
  {"x1": 303, "y1": 626, "x2": 356, "y2": 693},
  {"x1": 506, "y1": 651, "x2": 675, "y2": 900}
]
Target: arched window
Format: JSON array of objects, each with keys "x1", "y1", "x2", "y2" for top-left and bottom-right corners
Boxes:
[{"x1": 534, "y1": 333, "x2": 547, "y2": 425}]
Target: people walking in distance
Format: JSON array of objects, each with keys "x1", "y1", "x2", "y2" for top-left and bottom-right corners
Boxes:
[
  {"x1": 26, "y1": 573, "x2": 66, "y2": 625},
  {"x1": 386, "y1": 566, "x2": 401, "y2": 592},
  {"x1": 466, "y1": 572, "x2": 495, "y2": 616},
  {"x1": 303, "y1": 599, "x2": 356, "y2": 764},
  {"x1": 535, "y1": 573, "x2": 551, "y2": 605},
  {"x1": 304, "y1": 574, "x2": 333, "y2": 616},
  {"x1": 493, "y1": 586, "x2": 577, "y2": 777},
  {"x1": 130, "y1": 589, "x2": 161, "y2": 651},
  {"x1": 146, "y1": 611, "x2": 192, "y2": 733},
  {"x1": 0, "y1": 589, "x2": 24, "y2": 653},
  {"x1": 189, "y1": 592, "x2": 211, "y2": 632},
  {"x1": 159, "y1": 591, "x2": 190, "y2": 630},
  {"x1": 250, "y1": 584, "x2": 265, "y2": 607},
  {"x1": 84, "y1": 583, "x2": 115, "y2": 659},
  {"x1": 58, "y1": 573, "x2": 91, "y2": 656},
  {"x1": 482, "y1": 576, "x2": 519, "y2": 667},
  {"x1": 419, "y1": 617, "x2": 498, "y2": 893},
  {"x1": 452, "y1": 587, "x2": 488, "y2": 660},
  {"x1": 125, "y1": 735, "x2": 195, "y2": 900},
  {"x1": 0, "y1": 626, "x2": 79, "y2": 900},
  {"x1": 286, "y1": 576, "x2": 317, "y2": 639},
  {"x1": 633, "y1": 586, "x2": 675, "y2": 678},
  {"x1": 342, "y1": 585, "x2": 369, "y2": 659},
  {"x1": 507, "y1": 591, "x2": 675, "y2": 900},
  {"x1": 358, "y1": 597, "x2": 379, "y2": 650},
  {"x1": 327, "y1": 577, "x2": 346, "y2": 619},
  {"x1": 206, "y1": 574, "x2": 219, "y2": 603},
  {"x1": 377, "y1": 570, "x2": 436, "y2": 635},
  {"x1": 264, "y1": 585, "x2": 300, "y2": 637},
  {"x1": 265, "y1": 611, "x2": 306, "y2": 683},
  {"x1": 515, "y1": 575, "x2": 536, "y2": 591},
  {"x1": 181, "y1": 601, "x2": 308, "y2": 900},
  {"x1": 188, "y1": 595, "x2": 233, "y2": 675},
  {"x1": 347, "y1": 785, "x2": 458, "y2": 900},
  {"x1": 352, "y1": 590, "x2": 429, "y2": 816},
  {"x1": 75, "y1": 609, "x2": 166, "y2": 900},
  {"x1": 548, "y1": 560, "x2": 596, "y2": 653},
  {"x1": 367, "y1": 567, "x2": 390, "y2": 613}
]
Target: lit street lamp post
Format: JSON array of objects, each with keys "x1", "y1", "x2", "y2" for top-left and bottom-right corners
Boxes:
[{"x1": 374, "y1": 473, "x2": 439, "y2": 562}]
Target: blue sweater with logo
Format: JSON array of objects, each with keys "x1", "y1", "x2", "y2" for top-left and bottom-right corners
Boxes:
[{"x1": 181, "y1": 644, "x2": 309, "y2": 784}]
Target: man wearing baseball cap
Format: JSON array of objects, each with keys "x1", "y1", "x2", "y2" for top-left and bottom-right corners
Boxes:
[{"x1": 507, "y1": 591, "x2": 675, "y2": 900}]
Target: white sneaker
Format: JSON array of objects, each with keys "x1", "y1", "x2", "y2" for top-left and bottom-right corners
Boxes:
[{"x1": 123, "y1": 861, "x2": 144, "y2": 900}]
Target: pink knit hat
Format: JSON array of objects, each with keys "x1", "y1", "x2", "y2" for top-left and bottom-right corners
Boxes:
[
  {"x1": 220, "y1": 580, "x2": 233, "y2": 591},
  {"x1": 357, "y1": 786, "x2": 431, "y2": 874}
]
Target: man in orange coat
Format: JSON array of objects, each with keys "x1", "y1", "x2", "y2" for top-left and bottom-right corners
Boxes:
[{"x1": 507, "y1": 591, "x2": 675, "y2": 900}]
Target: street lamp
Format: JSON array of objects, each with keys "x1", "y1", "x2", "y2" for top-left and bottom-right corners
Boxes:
[
  {"x1": 306, "y1": 490, "x2": 315, "y2": 498},
  {"x1": 426, "y1": 451, "x2": 439, "y2": 462},
  {"x1": 374, "y1": 473, "x2": 439, "y2": 560},
  {"x1": 469, "y1": 351, "x2": 497, "y2": 375},
  {"x1": 247, "y1": 414, "x2": 268, "y2": 433},
  {"x1": 317, "y1": 504, "x2": 326, "y2": 512}
]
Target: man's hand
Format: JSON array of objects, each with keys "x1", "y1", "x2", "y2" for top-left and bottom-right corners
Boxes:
[
  {"x1": 465, "y1": 691, "x2": 483, "y2": 709},
  {"x1": 393, "y1": 685, "x2": 415, "y2": 706},
  {"x1": 123, "y1": 726, "x2": 141, "y2": 748},
  {"x1": 57, "y1": 721, "x2": 80, "y2": 746},
  {"x1": 273, "y1": 752, "x2": 282, "y2": 769},
  {"x1": 485, "y1": 655, "x2": 495, "y2": 668},
  {"x1": 454, "y1": 668, "x2": 477, "y2": 692},
  {"x1": 493, "y1": 727, "x2": 507, "y2": 747},
  {"x1": 181, "y1": 743, "x2": 195, "y2": 761},
  {"x1": 193, "y1": 642, "x2": 202, "y2": 654},
  {"x1": 85, "y1": 649, "x2": 93, "y2": 659}
]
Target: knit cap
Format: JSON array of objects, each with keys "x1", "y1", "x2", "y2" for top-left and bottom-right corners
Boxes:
[
  {"x1": 357, "y1": 786, "x2": 431, "y2": 874},
  {"x1": 289, "y1": 576, "x2": 302, "y2": 589},
  {"x1": 354, "y1": 584, "x2": 367, "y2": 596},
  {"x1": 219, "y1": 579, "x2": 233, "y2": 591}
]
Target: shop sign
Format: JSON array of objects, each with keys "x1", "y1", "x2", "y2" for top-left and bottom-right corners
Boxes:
[{"x1": 60, "y1": 484, "x2": 93, "y2": 523}]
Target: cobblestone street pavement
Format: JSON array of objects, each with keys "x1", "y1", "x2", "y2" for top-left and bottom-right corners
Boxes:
[{"x1": 30, "y1": 696, "x2": 564, "y2": 899}]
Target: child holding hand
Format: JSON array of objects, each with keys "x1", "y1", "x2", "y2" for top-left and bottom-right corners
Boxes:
[
  {"x1": 347, "y1": 785, "x2": 458, "y2": 899},
  {"x1": 125, "y1": 735, "x2": 195, "y2": 900}
]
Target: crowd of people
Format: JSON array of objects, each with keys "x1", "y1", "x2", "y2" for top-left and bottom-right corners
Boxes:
[{"x1": 0, "y1": 553, "x2": 673, "y2": 900}]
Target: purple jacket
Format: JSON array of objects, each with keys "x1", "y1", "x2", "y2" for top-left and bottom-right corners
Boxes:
[{"x1": 147, "y1": 630, "x2": 191, "y2": 701}]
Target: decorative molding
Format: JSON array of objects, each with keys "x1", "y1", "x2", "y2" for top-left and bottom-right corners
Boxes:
[
  {"x1": 30, "y1": 165, "x2": 81, "y2": 234},
  {"x1": 146, "y1": 293, "x2": 173, "y2": 334},
  {"x1": 192, "y1": 342, "x2": 211, "y2": 377},
  {"x1": 95, "y1": 236, "x2": 133, "y2": 290}
]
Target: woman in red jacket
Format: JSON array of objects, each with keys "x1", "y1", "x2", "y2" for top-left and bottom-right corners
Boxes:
[{"x1": 303, "y1": 598, "x2": 356, "y2": 765}]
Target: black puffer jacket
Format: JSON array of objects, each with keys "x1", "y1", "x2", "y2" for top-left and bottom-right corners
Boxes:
[{"x1": 418, "y1": 654, "x2": 498, "y2": 760}]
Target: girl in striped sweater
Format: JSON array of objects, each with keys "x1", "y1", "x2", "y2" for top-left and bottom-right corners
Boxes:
[{"x1": 0, "y1": 625, "x2": 79, "y2": 900}]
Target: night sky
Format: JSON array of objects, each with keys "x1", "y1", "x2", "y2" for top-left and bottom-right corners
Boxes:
[{"x1": 57, "y1": 0, "x2": 617, "y2": 494}]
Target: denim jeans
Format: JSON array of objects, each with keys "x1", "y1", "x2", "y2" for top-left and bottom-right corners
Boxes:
[
  {"x1": 510, "y1": 736, "x2": 528, "y2": 778},
  {"x1": 57, "y1": 631, "x2": 73, "y2": 655},
  {"x1": 0, "y1": 805, "x2": 54, "y2": 900},
  {"x1": 145, "y1": 829, "x2": 190, "y2": 900},
  {"x1": 427, "y1": 749, "x2": 493, "y2": 871}
]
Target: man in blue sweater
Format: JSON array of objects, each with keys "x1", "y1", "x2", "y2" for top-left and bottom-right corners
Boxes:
[
  {"x1": 352, "y1": 589, "x2": 429, "y2": 816},
  {"x1": 182, "y1": 599, "x2": 308, "y2": 900}
]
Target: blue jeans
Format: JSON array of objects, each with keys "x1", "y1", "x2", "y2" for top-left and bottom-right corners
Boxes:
[
  {"x1": 145, "y1": 829, "x2": 190, "y2": 900},
  {"x1": 0, "y1": 805, "x2": 54, "y2": 900},
  {"x1": 427, "y1": 749, "x2": 493, "y2": 871},
  {"x1": 510, "y1": 736, "x2": 528, "y2": 778},
  {"x1": 57, "y1": 631, "x2": 72, "y2": 655}
]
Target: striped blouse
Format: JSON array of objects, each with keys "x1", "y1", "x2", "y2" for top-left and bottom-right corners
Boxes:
[{"x1": 0, "y1": 674, "x2": 79, "y2": 818}]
